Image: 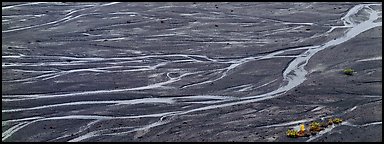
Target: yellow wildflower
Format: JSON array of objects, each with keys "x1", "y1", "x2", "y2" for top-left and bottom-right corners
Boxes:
[{"x1": 300, "y1": 124, "x2": 305, "y2": 132}]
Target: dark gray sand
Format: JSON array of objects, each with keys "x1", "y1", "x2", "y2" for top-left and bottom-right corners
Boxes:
[{"x1": 2, "y1": 2, "x2": 382, "y2": 142}]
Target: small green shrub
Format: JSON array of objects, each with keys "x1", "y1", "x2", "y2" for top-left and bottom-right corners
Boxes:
[
  {"x1": 343, "y1": 68, "x2": 354, "y2": 75},
  {"x1": 319, "y1": 122, "x2": 327, "y2": 127},
  {"x1": 286, "y1": 129, "x2": 299, "y2": 138},
  {"x1": 332, "y1": 118, "x2": 343, "y2": 124},
  {"x1": 328, "y1": 119, "x2": 334, "y2": 125},
  {"x1": 309, "y1": 122, "x2": 321, "y2": 131}
]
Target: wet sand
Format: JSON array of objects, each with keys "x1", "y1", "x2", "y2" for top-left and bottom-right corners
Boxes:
[{"x1": 2, "y1": 2, "x2": 382, "y2": 142}]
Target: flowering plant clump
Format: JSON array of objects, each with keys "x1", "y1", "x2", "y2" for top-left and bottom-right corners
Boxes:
[
  {"x1": 297, "y1": 124, "x2": 310, "y2": 137},
  {"x1": 286, "y1": 129, "x2": 299, "y2": 138},
  {"x1": 309, "y1": 122, "x2": 322, "y2": 132},
  {"x1": 286, "y1": 118, "x2": 344, "y2": 138},
  {"x1": 286, "y1": 124, "x2": 310, "y2": 138},
  {"x1": 300, "y1": 124, "x2": 305, "y2": 132}
]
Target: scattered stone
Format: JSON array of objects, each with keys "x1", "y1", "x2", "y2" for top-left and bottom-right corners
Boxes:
[{"x1": 311, "y1": 131, "x2": 317, "y2": 135}]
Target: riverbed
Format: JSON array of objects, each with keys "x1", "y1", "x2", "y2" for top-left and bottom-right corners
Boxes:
[{"x1": 2, "y1": 2, "x2": 382, "y2": 142}]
